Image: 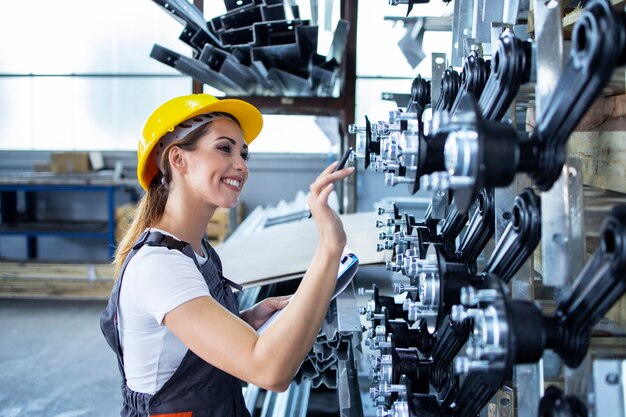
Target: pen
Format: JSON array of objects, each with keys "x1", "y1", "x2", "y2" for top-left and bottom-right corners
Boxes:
[{"x1": 308, "y1": 147, "x2": 354, "y2": 218}]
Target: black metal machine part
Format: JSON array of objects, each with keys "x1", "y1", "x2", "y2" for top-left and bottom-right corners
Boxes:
[
  {"x1": 360, "y1": 284, "x2": 406, "y2": 319},
  {"x1": 406, "y1": 188, "x2": 496, "y2": 334},
  {"x1": 477, "y1": 29, "x2": 532, "y2": 122},
  {"x1": 538, "y1": 386, "x2": 589, "y2": 417},
  {"x1": 411, "y1": 30, "x2": 531, "y2": 200},
  {"x1": 449, "y1": 51, "x2": 491, "y2": 115},
  {"x1": 383, "y1": 189, "x2": 539, "y2": 402},
  {"x1": 406, "y1": 75, "x2": 431, "y2": 118},
  {"x1": 441, "y1": 0, "x2": 626, "y2": 213},
  {"x1": 482, "y1": 188, "x2": 541, "y2": 283},
  {"x1": 437, "y1": 199, "x2": 469, "y2": 260},
  {"x1": 528, "y1": 0, "x2": 626, "y2": 190},
  {"x1": 451, "y1": 204, "x2": 626, "y2": 417},
  {"x1": 434, "y1": 67, "x2": 462, "y2": 113},
  {"x1": 454, "y1": 188, "x2": 495, "y2": 274}
]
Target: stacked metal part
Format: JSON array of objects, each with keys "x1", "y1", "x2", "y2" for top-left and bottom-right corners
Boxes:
[
  {"x1": 348, "y1": 1, "x2": 626, "y2": 416},
  {"x1": 148, "y1": 0, "x2": 349, "y2": 96},
  {"x1": 293, "y1": 302, "x2": 359, "y2": 389}
]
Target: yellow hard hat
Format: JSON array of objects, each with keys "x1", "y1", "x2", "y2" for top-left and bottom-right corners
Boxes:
[{"x1": 137, "y1": 94, "x2": 263, "y2": 191}]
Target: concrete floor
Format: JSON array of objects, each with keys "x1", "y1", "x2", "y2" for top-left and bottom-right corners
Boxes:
[
  {"x1": 0, "y1": 299, "x2": 121, "y2": 417},
  {"x1": 0, "y1": 298, "x2": 345, "y2": 417}
]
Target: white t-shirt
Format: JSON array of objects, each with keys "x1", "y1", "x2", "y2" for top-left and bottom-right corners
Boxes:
[{"x1": 118, "y1": 228, "x2": 212, "y2": 394}]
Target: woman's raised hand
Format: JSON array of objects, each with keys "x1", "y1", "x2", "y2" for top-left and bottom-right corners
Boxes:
[{"x1": 307, "y1": 161, "x2": 355, "y2": 251}]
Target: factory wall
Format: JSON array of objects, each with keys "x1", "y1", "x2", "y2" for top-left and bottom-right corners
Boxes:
[{"x1": 0, "y1": 151, "x2": 417, "y2": 262}]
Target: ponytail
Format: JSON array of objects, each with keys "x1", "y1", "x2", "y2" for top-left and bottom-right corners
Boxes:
[
  {"x1": 113, "y1": 177, "x2": 169, "y2": 278},
  {"x1": 113, "y1": 122, "x2": 212, "y2": 277}
]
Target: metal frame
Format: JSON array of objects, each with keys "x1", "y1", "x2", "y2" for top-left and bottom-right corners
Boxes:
[{"x1": 0, "y1": 183, "x2": 123, "y2": 259}]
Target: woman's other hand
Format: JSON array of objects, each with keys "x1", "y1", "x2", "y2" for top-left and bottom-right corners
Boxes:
[
  {"x1": 307, "y1": 162, "x2": 355, "y2": 251},
  {"x1": 240, "y1": 295, "x2": 291, "y2": 330}
]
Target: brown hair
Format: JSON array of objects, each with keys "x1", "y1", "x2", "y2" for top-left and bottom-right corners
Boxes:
[{"x1": 113, "y1": 123, "x2": 212, "y2": 277}]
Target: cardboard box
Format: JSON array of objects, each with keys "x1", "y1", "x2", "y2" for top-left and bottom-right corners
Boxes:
[
  {"x1": 50, "y1": 152, "x2": 91, "y2": 174},
  {"x1": 115, "y1": 203, "x2": 136, "y2": 244}
]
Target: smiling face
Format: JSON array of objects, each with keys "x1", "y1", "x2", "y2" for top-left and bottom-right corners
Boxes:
[{"x1": 174, "y1": 118, "x2": 249, "y2": 212}]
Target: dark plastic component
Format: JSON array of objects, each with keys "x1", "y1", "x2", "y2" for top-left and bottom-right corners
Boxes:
[
  {"x1": 454, "y1": 204, "x2": 626, "y2": 417},
  {"x1": 367, "y1": 284, "x2": 406, "y2": 319},
  {"x1": 478, "y1": 30, "x2": 532, "y2": 121},
  {"x1": 430, "y1": 318, "x2": 472, "y2": 391},
  {"x1": 390, "y1": 347, "x2": 431, "y2": 393},
  {"x1": 407, "y1": 393, "x2": 455, "y2": 417},
  {"x1": 404, "y1": 0, "x2": 432, "y2": 16},
  {"x1": 448, "y1": 95, "x2": 520, "y2": 214},
  {"x1": 362, "y1": 116, "x2": 380, "y2": 169},
  {"x1": 387, "y1": 319, "x2": 424, "y2": 349},
  {"x1": 410, "y1": 131, "x2": 447, "y2": 195},
  {"x1": 529, "y1": 0, "x2": 626, "y2": 190},
  {"x1": 551, "y1": 204, "x2": 626, "y2": 367},
  {"x1": 439, "y1": 199, "x2": 469, "y2": 260},
  {"x1": 539, "y1": 386, "x2": 588, "y2": 417},
  {"x1": 483, "y1": 188, "x2": 541, "y2": 283},
  {"x1": 450, "y1": 51, "x2": 491, "y2": 115},
  {"x1": 406, "y1": 75, "x2": 431, "y2": 118},
  {"x1": 456, "y1": 188, "x2": 495, "y2": 274},
  {"x1": 434, "y1": 67, "x2": 462, "y2": 113},
  {"x1": 453, "y1": 277, "x2": 511, "y2": 417}
]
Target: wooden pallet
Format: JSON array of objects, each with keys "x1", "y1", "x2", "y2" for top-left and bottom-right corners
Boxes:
[{"x1": 0, "y1": 262, "x2": 114, "y2": 300}]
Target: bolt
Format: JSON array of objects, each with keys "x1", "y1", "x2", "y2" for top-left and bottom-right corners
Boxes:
[
  {"x1": 606, "y1": 373, "x2": 620, "y2": 385},
  {"x1": 376, "y1": 405, "x2": 391, "y2": 417},
  {"x1": 421, "y1": 172, "x2": 450, "y2": 191},
  {"x1": 394, "y1": 232, "x2": 418, "y2": 243},
  {"x1": 358, "y1": 287, "x2": 374, "y2": 296},
  {"x1": 394, "y1": 283, "x2": 417, "y2": 294},
  {"x1": 366, "y1": 311, "x2": 385, "y2": 322},
  {"x1": 372, "y1": 338, "x2": 392, "y2": 350},
  {"x1": 461, "y1": 286, "x2": 498, "y2": 306},
  {"x1": 376, "y1": 220, "x2": 385, "y2": 228},
  {"x1": 348, "y1": 124, "x2": 364, "y2": 134},
  {"x1": 454, "y1": 356, "x2": 491, "y2": 374},
  {"x1": 376, "y1": 244, "x2": 386, "y2": 252},
  {"x1": 450, "y1": 305, "x2": 482, "y2": 323},
  {"x1": 369, "y1": 368, "x2": 380, "y2": 382},
  {"x1": 385, "y1": 173, "x2": 413, "y2": 187},
  {"x1": 368, "y1": 354, "x2": 381, "y2": 367},
  {"x1": 407, "y1": 305, "x2": 438, "y2": 322},
  {"x1": 358, "y1": 306, "x2": 367, "y2": 315},
  {"x1": 391, "y1": 400, "x2": 409, "y2": 417},
  {"x1": 378, "y1": 381, "x2": 407, "y2": 396}
]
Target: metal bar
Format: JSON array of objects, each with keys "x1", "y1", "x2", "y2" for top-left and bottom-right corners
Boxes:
[
  {"x1": 341, "y1": 0, "x2": 358, "y2": 214},
  {"x1": 431, "y1": 53, "x2": 446, "y2": 107},
  {"x1": 243, "y1": 384, "x2": 261, "y2": 414},
  {"x1": 107, "y1": 187, "x2": 116, "y2": 259},
  {"x1": 337, "y1": 337, "x2": 364, "y2": 417},
  {"x1": 593, "y1": 359, "x2": 626, "y2": 417},
  {"x1": 193, "y1": 0, "x2": 204, "y2": 94},
  {"x1": 451, "y1": 0, "x2": 475, "y2": 66}
]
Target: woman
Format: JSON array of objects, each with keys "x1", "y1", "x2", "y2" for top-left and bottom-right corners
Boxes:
[{"x1": 100, "y1": 93, "x2": 354, "y2": 417}]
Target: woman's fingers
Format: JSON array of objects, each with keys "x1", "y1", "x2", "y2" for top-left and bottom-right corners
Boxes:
[
  {"x1": 310, "y1": 166, "x2": 354, "y2": 196},
  {"x1": 318, "y1": 183, "x2": 335, "y2": 203}
]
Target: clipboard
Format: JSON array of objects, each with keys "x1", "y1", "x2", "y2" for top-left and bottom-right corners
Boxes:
[{"x1": 256, "y1": 247, "x2": 359, "y2": 335}]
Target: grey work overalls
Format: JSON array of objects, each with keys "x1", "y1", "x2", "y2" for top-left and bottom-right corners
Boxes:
[{"x1": 100, "y1": 230, "x2": 251, "y2": 417}]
